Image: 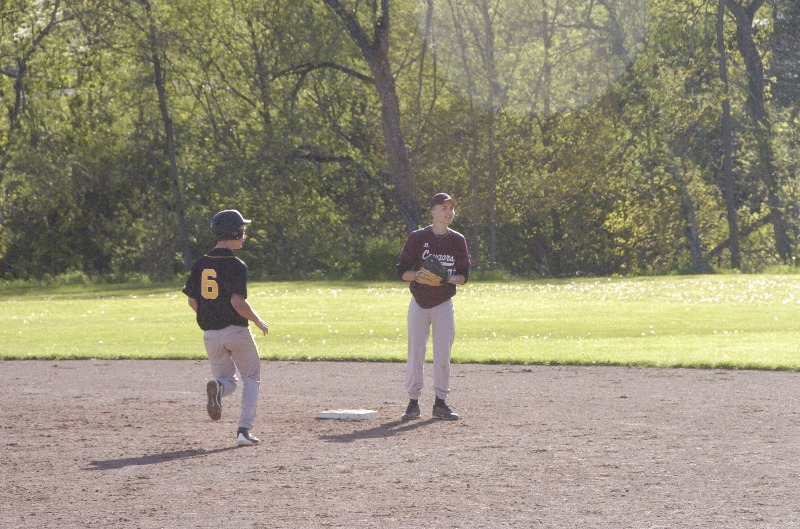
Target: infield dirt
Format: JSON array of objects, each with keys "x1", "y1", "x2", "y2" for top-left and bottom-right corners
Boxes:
[{"x1": 1, "y1": 360, "x2": 799, "y2": 528}]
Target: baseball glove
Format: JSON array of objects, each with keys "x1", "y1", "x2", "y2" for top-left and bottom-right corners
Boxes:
[{"x1": 415, "y1": 255, "x2": 448, "y2": 286}]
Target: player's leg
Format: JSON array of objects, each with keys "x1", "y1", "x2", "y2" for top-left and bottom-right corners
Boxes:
[
  {"x1": 204, "y1": 329, "x2": 238, "y2": 396},
  {"x1": 430, "y1": 299, "x2": 455, "y2": 400},
  {"x1": 228, "y1": 326, "x2": 261, "y2": 433},
  {"x1": 431, "y1": 299, "x2": 458, "y2": 420},
  {"x1": 405, "y1": 299, "x2": 431, "y2": 400},
  {"x1": 203, "y1": 328, "x2": 237, "y2": 421}
]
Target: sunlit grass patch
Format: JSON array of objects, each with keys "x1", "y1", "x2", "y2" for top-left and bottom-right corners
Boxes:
[{"x1": 0, "y1": 275, "x2": 798, "y2": 370}]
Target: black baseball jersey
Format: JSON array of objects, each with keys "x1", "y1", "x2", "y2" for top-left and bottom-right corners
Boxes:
[
  {"x1": 182, "y1": 248, "x2": 249, "y2": 330},
  {"x1": 397, "y1": 226, "x2": 472, "y2": 309}
]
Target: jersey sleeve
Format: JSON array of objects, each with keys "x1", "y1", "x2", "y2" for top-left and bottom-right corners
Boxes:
[
  {"x1": 454, "y1": 235, "x2": 473, "y2": 282},
  {"x1": 181, "y1": 264, "x2": 201, "y2": 298},
  {"x1": 395, "y1": 233, "x2": 420, "y2": 279}
]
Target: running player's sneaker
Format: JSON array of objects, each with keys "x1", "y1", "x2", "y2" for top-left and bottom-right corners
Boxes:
[
  {"x1": 206, "y1": 380, "x2": 222, "y2": 421},
  {"x1": 236, "y1": 428, "x2": 260, "y2": 446},
  {"x1": 400, "y1": 399, "x2": 420, "y2": 421},
  {"x1": 432, "y1": 397, "x2": 459, "y2": 420}
]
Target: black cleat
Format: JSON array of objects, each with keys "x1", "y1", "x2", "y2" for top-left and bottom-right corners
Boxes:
[
  {"x1": 401, "y1": 399, "x2": 420, "y2": 421},
  {"x1": 432, "y1": 397, "x2": 459, "y2": 420},
  {"x1": 206, "y1": 380, "x2": 222, "y2": 421}
]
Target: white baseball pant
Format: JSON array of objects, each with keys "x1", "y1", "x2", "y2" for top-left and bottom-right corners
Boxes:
[
  {"x1": 203, "y1": 325, "x2": 261, "y2": 430},
  {"x1": 405, "y1": 298, "x2": 455, "y2": 400}
]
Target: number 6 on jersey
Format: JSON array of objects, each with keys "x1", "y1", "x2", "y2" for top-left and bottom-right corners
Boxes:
[{"x1": 201, "y1": 269, "x2": 218, "y2": 299}]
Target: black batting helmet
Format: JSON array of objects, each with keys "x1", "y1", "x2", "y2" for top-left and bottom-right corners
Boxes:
[{"x1": 211, "y1": 209, "x2": 251, "y2": 241}]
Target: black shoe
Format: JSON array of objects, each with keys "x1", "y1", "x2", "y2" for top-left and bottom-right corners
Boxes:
[
  {"x1": 432, "y1": 398, "x2": 459, "y2": 420},
  {"x1": 206, "y1": 380, "x2": 222, "y2": 421},
  {"x1": 236, "y1": 428, "x2": 260, "y2": 446},
  {"x1": 401, "y1": 399, "x2": 420, "y2": 421}
]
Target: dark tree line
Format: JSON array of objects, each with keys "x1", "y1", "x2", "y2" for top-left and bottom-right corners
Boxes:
[{"x1": 0, "y1": 0, "x2": 798, "y2": 281}]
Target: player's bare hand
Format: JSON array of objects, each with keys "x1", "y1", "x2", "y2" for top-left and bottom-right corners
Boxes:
[{"x1": 255, "y1": 320, "x2": 269, "y2": 335}]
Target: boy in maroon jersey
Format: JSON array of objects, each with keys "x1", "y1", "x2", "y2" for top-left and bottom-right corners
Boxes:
[{"x1": 395, "y1": 193, "x2": 473, "y2": 420}]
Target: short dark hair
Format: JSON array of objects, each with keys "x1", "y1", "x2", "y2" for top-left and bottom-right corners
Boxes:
[{"x1": 430, "y1": 193, "x2": 456, "y2": 208}]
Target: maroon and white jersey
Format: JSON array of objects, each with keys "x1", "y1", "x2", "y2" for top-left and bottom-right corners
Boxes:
[{"x1": 397, "y1": 226, "x2": 472, "y2": 309}]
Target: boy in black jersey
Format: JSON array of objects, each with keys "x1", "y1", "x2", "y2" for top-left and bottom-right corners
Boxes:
[{"x1": 182, "y1": 209, "x2": 269, "y2": 446}]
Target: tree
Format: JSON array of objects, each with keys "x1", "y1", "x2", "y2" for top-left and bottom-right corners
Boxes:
[
  {"x1": 0, "y1": 0, "x2": 74, "y2": 185},
  {"x1": 132, "y1": 0, "x2": 192, "y2": 271},
  {"x1": 438, "y1": 0, "x2": 501, "y2": 269},
  {"x1": 725, "y1": 0, "x2": 792, "y2": 262},
  {"x1": 715, "y1": 0, "x2": 740, "y2": 268},
  {"x1": 0, "y1": 0, "x2": 796, "y2": 280},
  {"x1": 767, "y1": 0, "x2": 800, "y2": 118},
  {"x1": 321, "y1": 0, "x2": 421, "y2": 231}
]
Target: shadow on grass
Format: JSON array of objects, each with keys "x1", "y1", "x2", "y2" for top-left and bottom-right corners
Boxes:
[
  {"x1": 83, "y1": 446, "x2": 241, "y2": 470},
  {"x1": 319, "y1": 418, "x2": 438, "y2": 443}
]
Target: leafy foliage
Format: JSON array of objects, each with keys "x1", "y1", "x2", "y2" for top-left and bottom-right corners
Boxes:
[{"x1": 0, "y1": 0, "x2": 798, "y2": 281}]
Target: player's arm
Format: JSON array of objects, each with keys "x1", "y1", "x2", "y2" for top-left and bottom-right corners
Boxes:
[
  {"x1": 448, "y1": 238, "x2": 471, "y2": 286},
  {"x1": 446, "y1": 273, "x2": 466, "y2": 285},
  {"x1": 396, "y1": 234, "x2": 423, "y2": 283},
  {"x1": 231, "y1": 293, "x2": 269, "y2": 335},
  {"x1": 396, "y1": 259, "x2": 417, "y2": 283},
  {"x1": 447, "y1": 266, "x2": 470, "y2": 285},
  {"x1": 182, "y1": 270, "x2": 200, "y2": 313},
  {"x1": 402, "y1": 270, "x2": 418, "y2": 282}
]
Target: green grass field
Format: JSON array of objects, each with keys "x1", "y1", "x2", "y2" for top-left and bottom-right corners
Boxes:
[{"x1": 1, "y1": 275, "x2": 799, "y2": 370}]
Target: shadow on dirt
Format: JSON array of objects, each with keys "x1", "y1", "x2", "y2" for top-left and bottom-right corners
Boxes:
[
  {"x1": 319, "y1": 418, "x2": 438, "y2": 443},
  {"x1": 83, "y1": 446, "x2": 241, "y2": 470}
]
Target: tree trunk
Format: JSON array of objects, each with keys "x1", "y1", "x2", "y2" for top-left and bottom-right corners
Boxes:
[
  {"x1": 372, "y1": 58, "x2": 420, "y2": 231},
  {"x1": 716, "y1": 0, "x2": 740, "y2": 268},
  {"x1": 481, "y1": 1, "x2": 499, "y2": 268},
  {"x1": 675, "y1": 170, "x2": 713, "y2": 274},
  {"x1": 725, "y1": 0, "x2": 792, "y2": 262},
  {"x1": 448, "y1": 0, "x2": 482, "y2": 267},
  {"x1": 0, "y1": 58, "x2": 27, "y2": 185},
  {"x1": 322, "y1": 0, "x2": 421, "y2": 232},
  {"x1": 141, "y1": 0, "x2": 192, "y2": 271}
]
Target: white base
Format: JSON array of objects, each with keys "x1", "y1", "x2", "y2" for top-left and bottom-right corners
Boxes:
[{"x1": 316, "y1": 409, "x2": 379, "y2": 420}]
